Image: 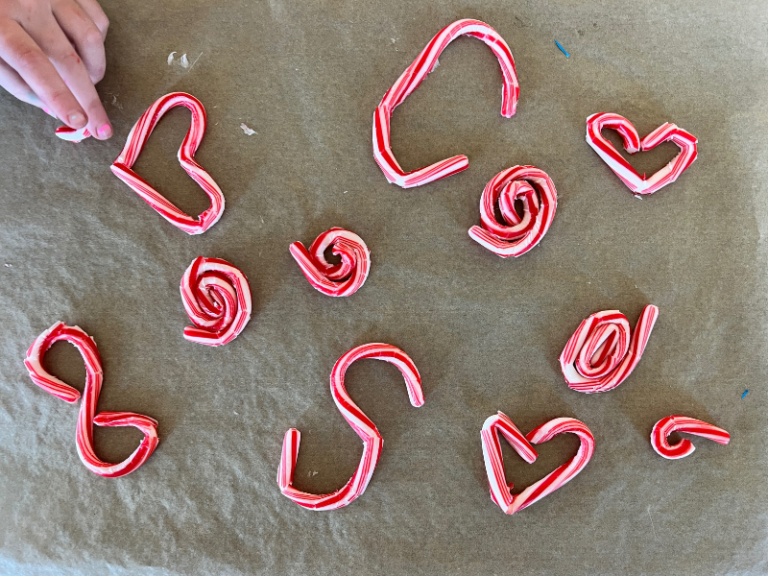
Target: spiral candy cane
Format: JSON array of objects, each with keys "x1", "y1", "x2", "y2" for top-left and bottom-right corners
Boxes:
[
  {"x1": 289, "y1": 228, "x2": 371, "y2": 297},
  {"x1": 468, "y1": 165, "x2": 558, "y2": 257},
  {"x1": 278, "y1": 343, "x2": 424, "y2": 511},
  {"x1": 23, "y1": 322, "x2": 159, "y2": 477},
  {"x1": 560, "y1": 305, "x2": 659, "y2": 394},
  {"x1": 373, "y1": 19, "x2": 519, "y2": 188},
  {"x1": 111, "y1": 92, "x2": 225, "y2": 234},
  {"x1": 180, "y1": 257, "x2": 253, "y2": 346},
  {"x1": 651, "y1": 415, "x2": 730, "y2": 460}
]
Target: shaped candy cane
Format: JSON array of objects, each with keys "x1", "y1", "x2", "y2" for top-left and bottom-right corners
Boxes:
[
  {"x1": 560, "y1": 305, "x2": 659, "y2": 394},
  {"x1": 373, "y1": 19, "x2": 519, "y2": 188},
  {"x1": 289, "y1": 228, "x2": 371, "y2": 297},
  {"x1": 180, "y1": 257, "x2": 253, "y2": 346},
  {"x1": 278, "y1": 343, "x2": 424, "y2": 510},
  {"x1": 586, "y1": 113, "x2": 698, "y2": 195},
  {"x1": 55, "y1": 126, "x2": 91, "y2": 143},
  {"x1": 24, "y1": 322, "x2": 159, "y2": 477},
  {"x1": 111, "y1": 92, "x2": 224, "y2": 234},
  {"x1": 482, "y1": 413, "x2": 594, "y2": 514},
  {"x1": 468, "y1": 165, "x2": 558, "y2": 257},
  {"x1": 651, "y1": 415, "x2": 730, "y2": 460}
]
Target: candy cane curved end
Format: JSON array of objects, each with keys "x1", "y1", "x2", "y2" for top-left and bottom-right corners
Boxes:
[
  {"x1": 278, "y1": 343, "x2": 423, "y2": 511},
  {"x1": 373, "y1": 19, "x2": 519, "y2": 188},
  {"x1": 651, "y1": 415, "x2": 730, "y2": 460},
  {"x1": 55, "y1": 126, "x2": 92, "y2": 143}
]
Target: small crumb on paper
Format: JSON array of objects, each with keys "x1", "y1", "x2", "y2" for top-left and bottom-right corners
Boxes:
[
  {"x1": 343, "y1": 190, "x2": 348, "y2": 194},
  {"x1": 742, "y1": 389, "x2": 749, "y2": 399},
  {"x1": 555, "y1": 39, "x2": 570, "y2": 58},
  {"x1": 167, "y1": 51, "x2": 176, "y2": 65},
  {"x1": 180, "y1": 53, "x2": 190, "y2": 68},
  {"x1": 634, "y1": 195, "x2": 642, "y2": 200},
  {"x1": 3, "y1": 263, "x2": 12, "y2": 268},
  {"x1": 391, "y1": 38, "x2": 396, "y2": 43},
  {"x1": 240, "y1": 123, "x2": 257, "y2": 135}
]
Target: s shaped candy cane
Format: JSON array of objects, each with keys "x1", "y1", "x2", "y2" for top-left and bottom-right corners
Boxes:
[
  {"x1": 560, "y1": 305, "x2": 659, "y2": 394},
  {"x1": 481, "y1": 413, "x2": 595, "y2": 514},
  {"x1": 373, "y1": 19, "x2": 519, "y2": 188},
  {"x1": 180, "y1": 257, "x2": 253, "y2": 346},
  {"x1": 24, "y1": 322, "x2": 159, "y2": 477},
  {"x1": 111, "y1": 92, "x2": 225, "y2": 235},
  {"x1": 651, "y1": 416, "x2": 730, "y2": 459},
  {"x1": 289, "y1": 228, "x2": 371, "y2": 297},
  {"x1": 468, "y1": 165, "x2": 558, "y2": 257},
  {"x1": 278, "y1": 343, "x2": 424, "y2": 510}
]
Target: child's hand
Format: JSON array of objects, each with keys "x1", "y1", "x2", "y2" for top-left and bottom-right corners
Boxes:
[{"x1": 0, "y1": 0, "x2": 112, "y2": 139}]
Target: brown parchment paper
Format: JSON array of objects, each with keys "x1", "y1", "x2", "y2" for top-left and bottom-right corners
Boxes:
[{"x1": 1, "y1": 0, "x2": 767, "y2": 574}]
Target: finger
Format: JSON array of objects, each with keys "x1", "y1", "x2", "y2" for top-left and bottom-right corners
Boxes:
[
  {"x1": 0, "y1": 20, "x2": 86, "y2": 128},
  {"x1": 26, "y1": 18, "x2": 112, "y2": 139},
  {"x1": 73, "y1": 0, "x2": 109, "y2": 38},
  {"x1": 0, "y1": 56, "x2": 40, "y2": 106},
  {"x1": 53, "y1": 0, "x2": 106, "y2": 83}
]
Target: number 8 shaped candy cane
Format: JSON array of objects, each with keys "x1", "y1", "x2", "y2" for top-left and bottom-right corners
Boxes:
[
  {"x1": 373, "y1": 19, "x2": 519, "y2": 188},
  {"x1": 24, "y1": 322, "x2": 159, "y2": 477},
  {"x1": 277, "y1": 343, "x2": 424, "y2": 510}
]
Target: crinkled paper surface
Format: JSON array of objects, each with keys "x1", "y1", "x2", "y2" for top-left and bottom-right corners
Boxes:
[{"x1": 1, "y1": 0, "x2": 767, "y2": 574}]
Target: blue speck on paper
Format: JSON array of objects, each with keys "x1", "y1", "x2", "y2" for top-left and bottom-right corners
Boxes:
[
  {"x1": 555, "y1": 40, "x2": 570, "y2": 58},
  {"x1": 742, "y1": 389, "x2": 749, "y2": 399}
]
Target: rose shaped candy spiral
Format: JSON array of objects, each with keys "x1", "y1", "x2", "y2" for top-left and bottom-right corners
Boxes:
[
  {"x1": 468, "y1": 165, "x2": 558, "y2": 257},
  {"x1": 289, "y1": 228, "x2": 371, "y2": 297},
  {"x1": 180, "y1": 257, "x2": 253, "y2": 346},
  {"x1": 651, "y1": 416, "x2": 730, "y2": 460}
]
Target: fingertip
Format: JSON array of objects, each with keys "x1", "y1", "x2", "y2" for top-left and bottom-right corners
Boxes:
[
  {"x1": 67, "y1": 111, "x2": 87, "y2": 128},
  {"x1": 95, "y1": 123, "x2": 112, "y2": 139}
]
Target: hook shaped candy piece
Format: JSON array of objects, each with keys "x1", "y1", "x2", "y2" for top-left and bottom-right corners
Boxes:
[
  {"x1": 180, "y1": 256, "x2": 253, "y2": 346},
  {"x1": 373, "y1": 19, "x2": 520, "y2": 188},
  {"x1": 651, "y1": 415, "x2": 730, "y2": 460},
  {"x1": 55, "y1": 126, "x2": 92, "y2": 143},
  {"x1": 289, "y1": 228, "x2": 371, "y2": 297},
  {"x1": 111, "y1": 92, "x2": 225, "y2": 234},
  {"x1": 468, "y1": 165, "x2": 558, "y2": 257},
  {"x1": 23, "y1": 322, "x2": 159, "y2": 477},
  {"x1": 560, "y1": 305, "x2": 659, "y2": 394},
  {"x1": 481, "y1": 413, "x2": 595, "y2": 514},
  {"x1": 277, "y1": 343, "x2": 424, "y2": 511}
]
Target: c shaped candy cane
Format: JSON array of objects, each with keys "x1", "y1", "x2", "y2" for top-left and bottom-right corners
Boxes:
[
  {"x1": 277, "y1": 343, "x2": 424, "y2": 510},
  {"x1": 24, "y1": 322, "x2": 159, "y2": 477},
  {"x1": 373, "y1": 19, "x2": 519, "y2": 188},
  {"x1": 651, "y1": 415, "x2": 730, "y2": 459}
]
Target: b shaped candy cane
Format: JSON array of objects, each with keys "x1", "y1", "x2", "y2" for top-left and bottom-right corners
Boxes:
[
  {"x1": 289, "y1": 228, "x2": 371, "y2": 297},
  {"x1": 560, "y1": 305, "x2": 659, "y2": 394},
  {"x1": 111, "y1": 92, "x2": 225, "y2": 234},
  {"x1": 468, "y1": 165, "x2": 558, "y2": 257},
  {"x1": 481, "y1": 413, "x2": 595, "y2": 514},
  {"x1": 180, "y1": 257, "x2": 253, "y2": 346},
  {"x1": 277, "y1": 343, "x2": 424, "y2": 510},
  {"x1": 651, "y1": 415, "x2": 730, "y2": 459},
  {"x1": 24, "y1": 322, "x2": 159, "y2": 477},
  {"x1": 373, "y1": 19, "x2": 519, "y2": 188}
]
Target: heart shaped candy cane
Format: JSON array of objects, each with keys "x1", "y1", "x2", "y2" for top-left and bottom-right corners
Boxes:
[
  {"x1": 468, "y1": 165, "x2": 558, "y2": 257},
  {"x1": 180, "y1": 257, "x2": 253, "y2": 346},
  {"x1": 277, "y1": 343, "x2": 424, "y2": 511},
  {"x1": 651, "y1": 415, "x2": 730, "y2": 459},
  {"x1": 586, "y1": 112, "x2": 698, "y2": 195},
  {"x1": 111, "y1": 92, "x2": 224, "y2": 235},
  {"x1": 481, "y1": 413, "x2": 595, "y2": 514},
  {"x1": 560, "y1": 305, "x2": 659, "y2": 394},
  {"x1": 24, "y1": 322, "x2": 159, "y2": 477},
  {"x1": 373, "y1": 19, "x2": 519, "y2": 188},
  {"x1": 289, "y1": 228, "x2": 371, "y2": 297}
]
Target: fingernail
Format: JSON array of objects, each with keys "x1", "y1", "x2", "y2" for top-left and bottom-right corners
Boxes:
[
  {"x1": 97, "y1": 124, "x2": 112, "y2": 139},
  {"x1": 67, "y1": 112, "x2": 86, "y2": 128}
]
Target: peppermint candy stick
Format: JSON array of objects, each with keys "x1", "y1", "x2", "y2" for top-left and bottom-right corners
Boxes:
[
  {"x1": 24, "y1": 322, "x2": 159, "y2": 477},
  {"x1": 651, "y1": 415, "x2": 730, "y2": 459},
  {"x1": 373, "y1": 19, "x2": 519, "y2": 188},
  {"x1": 278, "y1": 343, "x2": 424, "y2": 510}
]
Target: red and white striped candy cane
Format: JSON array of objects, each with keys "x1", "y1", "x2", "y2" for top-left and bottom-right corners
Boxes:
[
  {"x1": 482, "y1": 413, "x2": 595, "y2": 514},
  {"x1": 373, "y1": 19, "x2": 519, "y2": 188},
  {"x1": 289, "y1": 228, "x2": 371, "y2": 297},
  {"x1": 55, "y1": 126, "x2": 92, "y2": 143},
  {"x1": 560, "y1": 305, "x2": 659, "y2": 394},
  {"x1": 586, "y1": 113, "x2": 698, "y2": 195},
  {"x1": 23, "y1": 322, "x2": 159, "y2": 477},
  {"x1": 651, "y1": 415, "x2": 730, "y2": 460},
  {"x1": 468, "y1": 165, "x2": 558, "y2": 257},
  {"x1": 278, "y1": 343, "x2": 424, "y2": 511},
  {"x1": 180, "y1": 257, "x2": 253, "y2": 346},
  {"x1": 111, "y1": 92, "x2": 224, "y2": 234}
]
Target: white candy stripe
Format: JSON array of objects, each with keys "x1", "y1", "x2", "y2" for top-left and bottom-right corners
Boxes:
[
  {"x1": 111, "y1": 92, "x2": 225, "y2": 234},
  {"x1": 23, "y1": 322, "x2": 159, "y2": 477},
  {"x1": 278, "y1": 343, "x2": 424, "y2": 511},
  {"x1": 651, "y1": 415, "x2": 730, "y2": 460},
  {"x1": 586, "y1": 112, "x2": 698, "y2": 195},
  {"x1": 373, "y1": 19, "x2": 519, "y2": 188},
  {"x1": 468, "y1": 165, "x2": 558, "y2": 258},
  {"x1": 180, "y1": 257, "x2": 253, "y2": 346}
]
